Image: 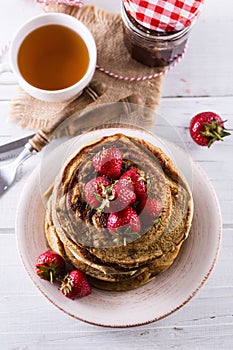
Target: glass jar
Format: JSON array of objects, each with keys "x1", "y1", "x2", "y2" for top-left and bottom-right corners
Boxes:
[{"x1": 121, "y1": 2, "x2": 193, "y2": 68}]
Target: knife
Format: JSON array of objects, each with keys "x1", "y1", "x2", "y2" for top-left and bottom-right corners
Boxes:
[{"x1": 0, "y1": 134, "x2": 35, "y2": 161}]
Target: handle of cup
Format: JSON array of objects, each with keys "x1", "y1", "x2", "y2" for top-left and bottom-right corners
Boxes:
[
  {"x1": 0, "y1": 63, "x2": 18, "y2": 84},
  {"x1": 0, "y1": 62, "x2": 12, "y2": 74}
]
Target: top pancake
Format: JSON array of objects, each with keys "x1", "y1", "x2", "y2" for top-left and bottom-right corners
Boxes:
[{"x1": 50, "y1": 133, "x2": 193, "y2": 268}]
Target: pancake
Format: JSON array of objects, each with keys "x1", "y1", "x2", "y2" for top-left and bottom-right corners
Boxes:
[{"x1": 44, "y1": 133, "x2": 193, "y2": 291}]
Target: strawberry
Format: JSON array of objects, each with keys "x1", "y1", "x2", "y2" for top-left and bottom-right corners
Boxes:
[
  {"x1": 35, "y1": 250, "x2": 66, "y2": 283},
  {"x1": 138, "y1": 199, "x2": 163, "y2": 225},
  {"x1": 84, "y1": 177, "x2": 111, "y2": 208},
  {"x1": 61, "y1": 270, "x2": 92, "y2": 299},
  {"x1": 93, "y1": 148, "x2": 123, "y2": 179},
  {"x1": 108, "y1": 179, "x2": 136, "y2": 212},
  {"x1": 108, "y1": 206, "x2": 141, "y2": 234},
  {"x1": 190, "y1": 111, "x2": 230, "y2": 147},
  {"x1": 120, "y1": 168, "x2": 147, "y2": 201}
]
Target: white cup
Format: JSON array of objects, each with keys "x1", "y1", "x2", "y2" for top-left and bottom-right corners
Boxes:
[{"x1": 0, "y1": 13, "x2": 97, "y2": 102}]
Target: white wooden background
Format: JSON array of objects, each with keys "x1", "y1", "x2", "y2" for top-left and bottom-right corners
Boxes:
[{"x1": 0, "y1": 0, "x2": 233, "y2": 349}]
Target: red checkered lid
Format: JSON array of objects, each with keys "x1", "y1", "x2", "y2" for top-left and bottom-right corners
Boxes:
[{"x1": 123, "y1": 0, "x2": 204, "y2": 32}]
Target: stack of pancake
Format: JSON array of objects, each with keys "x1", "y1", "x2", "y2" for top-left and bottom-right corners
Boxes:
[{"x1": 45, "y1": 133, "x2": 193, "y2": 291}]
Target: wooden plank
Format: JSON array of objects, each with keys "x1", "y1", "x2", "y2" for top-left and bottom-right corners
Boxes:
[
  {"x1": 0, "y1": 322, "x2": 233, "y2": 350},
  {"x1": 0, "y1": 297, "x2": 233, "y2": 349}
]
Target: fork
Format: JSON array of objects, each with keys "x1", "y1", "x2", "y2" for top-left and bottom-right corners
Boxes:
[{"x1": 0, "y1": 143, "x2": 34, "y2": 195}]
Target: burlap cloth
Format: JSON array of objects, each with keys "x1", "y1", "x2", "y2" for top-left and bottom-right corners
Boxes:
[{"x1": 9, "y1": 4, "x2": 163, "y2": 133}]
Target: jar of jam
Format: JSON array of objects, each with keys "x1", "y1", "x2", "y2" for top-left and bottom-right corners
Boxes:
[{"x1": 121, "y1": 0, "x2": 204, "y2": 68}]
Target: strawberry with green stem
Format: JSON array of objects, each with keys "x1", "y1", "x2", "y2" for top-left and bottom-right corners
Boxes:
[
  {"x1": 190, "y1": 111, "x2": 231, "y2": 147},
  {"x1": 108, "y1": 178, "x2": 136, "y2": 212},
  {"x1": 84, "y1": 177, "x2": 112, "y2": 208},
  {"x1": 138, "y1": 199, "x2": 163, "y2": 226},
  {"x1": 35, "y1": 250, "x2": 66, "y2": 283},
  {"x1": 93, "y1": 147, "x2": 123, "y2": 179},
  {"x1": 108, "y1": 206, "x2": 141, "y2": 244},
  {"x1": 120, "y1": 168, "x2": 147, "y2": 202},
  {"x1": 61, "y1": 270, "x2": 92, "y2": 299}
]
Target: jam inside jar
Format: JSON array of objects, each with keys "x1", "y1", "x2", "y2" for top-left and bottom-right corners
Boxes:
[{"x1": 121, "y1": 3, "x2": 192, "y2": 68}]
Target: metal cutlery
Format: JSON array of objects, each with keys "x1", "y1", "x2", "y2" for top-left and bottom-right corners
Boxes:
[{"x1": 0, "y1": 134, "x2": 35, "y2": 161}]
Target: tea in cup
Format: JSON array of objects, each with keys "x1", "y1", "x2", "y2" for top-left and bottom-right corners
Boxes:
[{"x1": 0, "y1": 13, "x2": 96, "y2": 102}]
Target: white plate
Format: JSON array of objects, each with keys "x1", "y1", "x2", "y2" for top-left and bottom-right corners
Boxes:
[{"x1": 15, "y1": 128, "x2": 222, "y2": 327}]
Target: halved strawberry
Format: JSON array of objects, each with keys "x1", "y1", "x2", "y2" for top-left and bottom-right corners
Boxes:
[{"x1": 93, "y1": 148, "x2": 123, "y2": 179}]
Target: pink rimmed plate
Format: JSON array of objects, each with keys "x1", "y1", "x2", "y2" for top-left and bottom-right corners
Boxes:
[{"x1": 15, "y1": 128, "x2": 222, "y2": 327}]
